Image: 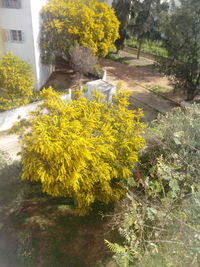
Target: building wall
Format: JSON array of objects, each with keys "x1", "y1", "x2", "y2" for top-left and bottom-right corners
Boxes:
[
  {"x1": 0, "y1": 0, "x2": 37, "y2": 79},
  {"x1": 0, "y1": 0, "x2": 52, "y2": 90},
  {"x1": 30, "y1": 0, "x2": 53, "y2": 89},
  {"x1": 0, "y1": 27, "x2": 5, "y2": 56},
  {"x1": 0, "y1": 90, "x2": 72, "y2": 132}
]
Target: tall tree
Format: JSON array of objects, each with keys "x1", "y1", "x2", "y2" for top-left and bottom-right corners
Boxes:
[
  {"x1": 112, "y1": 0, "x2": 169, "y2": 58},
  {"x1": 40, "y1": 0, "x2": 119, "y2": 64},
  {"x1": 130, "y1": 0, "x2": 169, "y2": 59},
  {"x1": 158, "y1": 0, "x2": 200, "y2": 100},
  {"x1": 112, "y1": 0, "x2": 133, "y2": 51}
]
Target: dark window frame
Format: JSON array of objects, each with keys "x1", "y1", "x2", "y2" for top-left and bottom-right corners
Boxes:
[
  {"x1": 8, "y1": 29, "x2": 24, "y2": 43},
  {"x1": 2, "y1": 0, "x2": 21, "y2": 9}
]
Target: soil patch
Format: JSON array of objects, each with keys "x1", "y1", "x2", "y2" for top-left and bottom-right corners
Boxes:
[
  {"x1": 44, "y1": 59, "x2": 96, "y2": 92},
  {"x1": 103, "y1": 51, "x2": 187, "y2": 103}
]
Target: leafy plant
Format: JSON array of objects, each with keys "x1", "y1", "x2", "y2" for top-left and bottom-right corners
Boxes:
[
  {"x1": 69, "y1": 44, "x2": 98, "y2": 84},
  {"x1": 127, "y1": 38, "x2": 167, "y2": 58},
  {"x1": 146, "y1": 85, "x2": 167, "y2": 94},
  {"x1": 0, "y1": 52, "x2": 34, "y2": 110},
  {"x1": 106, "y1": 105, "x2": 200, "y2": 266},
  {"x1": 20, "y1": 87, "x2": 145, "y2": 215},
  {"x1": 112, "y1": 0, "x2": 133, "y2": 52},
  {"x1": 158, "y1": 0, "x2": 200, "y2": 100},
  {"x1": 17, "y1": 231, "x2": 34, "y2": 267},
  {"x1": 40, "y1": 0, "x2": 120, "y2": 64}
]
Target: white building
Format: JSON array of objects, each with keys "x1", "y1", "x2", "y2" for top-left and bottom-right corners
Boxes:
[{"x1": 0, "y1": 0, "x2": 53, "y2": 90}]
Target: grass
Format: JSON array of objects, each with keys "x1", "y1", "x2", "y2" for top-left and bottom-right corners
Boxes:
[
  {"x1": 0, "y1": 155, "x2": 117, "y2": 267},
  {"x1": 105, "y1": 53, "x2": 129, "y2": 64},
  {"x1": 126, "y1": 38, "x2": 168, "y2": 58},
  {"x1": 146, "y1": 84, "x2": 172, "y2": 96},
  {"x1": 146, "y1": 84, "x2": 167, "y2": 93}
]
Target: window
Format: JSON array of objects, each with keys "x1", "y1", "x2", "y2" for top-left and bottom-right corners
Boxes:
[
  {"x1": 2, "y1": 0, "x2": 21, "y2": 8},
  {"x1": 7, "y1": 30, "x2": 24, "y2": 42}
]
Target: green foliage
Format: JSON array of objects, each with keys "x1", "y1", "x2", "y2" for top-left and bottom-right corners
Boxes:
[
  {"x1": 20, "y1": 87, "x2": 145, "y2": 215},
  {"x1": 127, "y1": 38, "x2": 167, "y2": 58},
  {"x1": 0, "y1": 149, "x2": 10, "y2": 170},
  {"x1": 146, "y1": 84, "x2": 167, "y2": 94},
  {"x1": 112, "y1": 0, "x2": 133, "y2": 51},
  {"x1": 106, "y1": 105, "x2": 200, "y2": 266},
  {"x1": 17, "y1": 231, "x2": 34, "y2": 267},
  {"x1": 158, "y1": 0, "x2": 200, "y2": 100},
  {"x1": 112, "y1": 0, "x2": 169, "y2": 56},
  {"x1": 29, "y1": 91, "x2": 42, "y2": 103},
  {"x1": 40, "y1": 0, "x2": 120, "y2": 63},
  {"x1": 144, "y1": 105, "x2": 200, "y2": 196},
  {"x1": 105, "y1": 54, "x2": 128, "y2": 64},
  {"x1": 129, "y1": 0, "x2": 169, "y2": 59},
  {"x1": 0, "y1": 52, "x2": 34, "y2": 110}
]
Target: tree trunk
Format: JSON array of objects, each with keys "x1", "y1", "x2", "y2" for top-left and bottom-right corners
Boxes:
[
  {"x1": 78, "y1": 72, "x2": 82, "y2": 88},
  {"x1": 186, "y1": 87, "x2": 196, "y2": 101},
  {"x1": 137, "y1": 38, "x2": 143, "y2": 59}
]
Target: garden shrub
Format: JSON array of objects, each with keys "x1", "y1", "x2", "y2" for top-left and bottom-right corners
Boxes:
[
  {"x1": 0, "y1": 52, "x2": 34, "y2": 110},
  {"x1": 106, "y1": 105, "x2": 200, "y2": 266},
  {"x1": 20, "y1": 87, "x2": 145, "y2": 215}
]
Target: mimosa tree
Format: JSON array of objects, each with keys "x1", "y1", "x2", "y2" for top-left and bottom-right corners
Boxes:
[
  {"x1": 0, "y1": 52, "x2": 34, "y2": 110},
  {"x1": 40, "y1": 0, "x2": 120, "y2": 64},
  {"x1": 21, "y1": 87, "x2": 145, "y2": 215}
]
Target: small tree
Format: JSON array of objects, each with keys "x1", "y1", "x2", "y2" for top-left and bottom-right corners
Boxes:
[
  {"x1": 130, "y1": 0, "x2": 169, "y2": 59},
  {"x1": 112, "y1": 0, "x2": 133, "y2": 52},
  {"x1": 69, "y1": 44, "x2": 98, "y2": 84},
  {"x1": 20, "y1": 87, "x2": 145, "y2": 215},
  {"x1": 40, "y1": 0, "x2": 120, "y2": 64},
  {"x1": 0, "y1": 52, "x2": 34, "y2": 110},
  {"x1": 158, "y1": 0, "x2": 200, "y2": 100}
]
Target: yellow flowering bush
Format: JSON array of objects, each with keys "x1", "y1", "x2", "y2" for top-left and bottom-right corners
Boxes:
[
  {"x1": 40, "y1": 0, "x2": 120, "y2": 63},
  {"x1": 0, "y1": 52, "x2": 34, "y2": 110},
  {"x1": 21, "y1": 87, "x2": 145, "y2": 215}
]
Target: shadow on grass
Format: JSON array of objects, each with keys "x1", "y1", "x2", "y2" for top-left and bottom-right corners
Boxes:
[{"x1": 0, "y1": 160, "x2": 117, "y2": 267}]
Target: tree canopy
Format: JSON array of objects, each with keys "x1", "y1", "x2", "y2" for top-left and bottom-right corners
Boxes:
[
  {"x1": 20, "y1": 87, "x2": 145, "y2": 215},
  {"x1": 112, "y1": 0, "x2": 133, "y2": 51},
  {"x1": 40, "y1": 0, "x2": 120, "y2": 63},
  {"x1": 0, "y1": 52, "x2": 34, "y2": 110},
  {"x1": 158, "y1": 0, "x2": 200, "y2": 99},
  {"x1": 112, "y1": 0, "x2": 169, "y2": 57}
]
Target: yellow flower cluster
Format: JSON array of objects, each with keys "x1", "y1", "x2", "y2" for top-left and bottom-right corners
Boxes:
[
  {"x1": 21, "y1": 87, "x2": 145, "y2": 215},
  {"x1": 41, "y1": 0, "x2": 120, "y2": 57},
  {"x1": 0, "y1": 52, "x2": 34, "y2": 109}
]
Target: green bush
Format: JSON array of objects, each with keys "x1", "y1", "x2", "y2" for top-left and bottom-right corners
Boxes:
[{"x1": 106, "y1": 105, "x2": 200, "y2": 266}]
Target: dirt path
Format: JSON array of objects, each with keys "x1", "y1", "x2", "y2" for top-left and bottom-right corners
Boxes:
[
  {"x1": 0, "y1": 133, "x2": 21, "y2": 160},
  {"x1": 100, "y1": 58, "x2": 178, "y2": 121}
]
